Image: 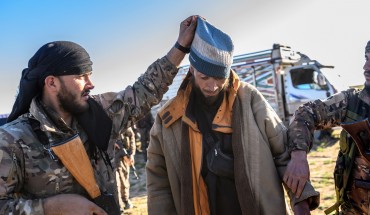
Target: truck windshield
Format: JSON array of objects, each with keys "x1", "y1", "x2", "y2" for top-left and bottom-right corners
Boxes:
[{"x1": 290, "y1": 68, "x2": 329, "y2": 90}]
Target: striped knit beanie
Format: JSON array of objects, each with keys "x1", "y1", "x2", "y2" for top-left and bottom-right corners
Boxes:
[{"x1": 189, "y1": 17, "x2": 234, "y2": 78}]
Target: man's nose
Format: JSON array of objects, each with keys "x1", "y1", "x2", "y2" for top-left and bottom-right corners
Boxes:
[
  {"x1": 86, "y1": 76, "x2": 95, "y2": 90},
  {"x1": 207, "y1": 81, "x2": 218, "y2": 91},
  {"x1": 363, "y1": 59, "x2": 370, "y2": 71}
]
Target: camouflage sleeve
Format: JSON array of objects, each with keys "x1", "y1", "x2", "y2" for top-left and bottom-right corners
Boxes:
[
  {"x1": 0, "y1": 130, "x2": 44, "y2": 215},
  {"x1": 93, "y1": 56, "x2": 178, "y2": 136},
  {"x1": 288, "y1": 89, "x2": 354, "y2": 152}
]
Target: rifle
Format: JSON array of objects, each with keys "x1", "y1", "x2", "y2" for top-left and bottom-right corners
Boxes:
[
  {"x1": 341, "y1": 118, "x2": 370, "y2": 163},
  {"x1": 121, "y1": 148, "x2": 140, "y2": 180},
  {"x1": 52, "y1": 134, "x2": 120, "y2": 215},
  {"x1": 93, "y1": 193, "x2": 121, "y2": 215}
]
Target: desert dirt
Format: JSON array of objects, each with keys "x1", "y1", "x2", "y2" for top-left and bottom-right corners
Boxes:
[{"x1": 125, "y1": 131, "x2": 341, "y2": 215}]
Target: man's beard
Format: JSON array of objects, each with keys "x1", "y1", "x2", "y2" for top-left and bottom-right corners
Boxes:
[
  {"x1": 57, "y1": 82, "x2": 89, "y2": 114},
  {"x1": 191, "y1": 78, "x2": 226, "y2": 106},
  {"x1": 364, "y1": 71, "x2": 370, "y2": 94},
  {"x1": 365, "y1": 82, "x2": 370, "y2": 95}
]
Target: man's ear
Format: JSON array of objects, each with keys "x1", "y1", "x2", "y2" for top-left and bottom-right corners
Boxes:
[
  {"x1": 44, "y1": 76, "x2": 58, "y2": 91},
  {"x1": 189, "y1": 66, "x2": 194, "y2": 74}
]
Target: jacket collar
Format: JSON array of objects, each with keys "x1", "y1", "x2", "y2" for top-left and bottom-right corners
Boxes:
[
  {"x1": 29, "y1": 97, "x2": 76, "y2": 137},
  {"x1": 159, "y1": 70, "x2": 241, "y2": 133}
]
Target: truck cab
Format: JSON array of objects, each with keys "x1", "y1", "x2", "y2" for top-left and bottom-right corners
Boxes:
[
  {"x1": 284, "y1": 61, "x2": 336, "y2": 121},
  {"x1": 232, "y1": 43, "x2": 337, "y2": 124}
]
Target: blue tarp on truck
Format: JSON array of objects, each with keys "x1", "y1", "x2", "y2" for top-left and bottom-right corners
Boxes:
[{"x1": 0, "y1": 114, "x2": 9, "y2": 126}]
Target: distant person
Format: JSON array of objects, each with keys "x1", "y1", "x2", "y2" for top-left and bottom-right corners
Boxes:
[
  {"x1": 136, "y1": 112, "x2": 154, "y2": 161},
  {"x1": 0, "y1": 16, "x2": 197, "y2": 214},
  {"x1": 131, "y1": 124, "x2": 141, "y2": 152},
  {"x1": 285, "y1": 40, "x2": 370, "y2": 214},
  {"x1": 146, "y1": 17, "x2": 319, "y2": 215},
  {"x1": 115, "y1": 127, "x2": 136, "y2": 211}
]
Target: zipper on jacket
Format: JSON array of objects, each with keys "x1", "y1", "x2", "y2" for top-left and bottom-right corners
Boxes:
[
  {"x1": 12, "y1": 152, "x2": 17, "y2": 162},
  {"x1": 10, "y1": 142, "x2": 24, "y2": 187},
  {"x1": 6, "y1": 150, "x2": 18, "y2": 184},
  {"x1": 12, "y1": 151, "x2": 17, "y2": 174},
  {"x1": 43, "y1": 145, "x2": 58, "y2": 162},
  {"x1": 55, "y1": 179, "x2": 60, "y2": 193}
]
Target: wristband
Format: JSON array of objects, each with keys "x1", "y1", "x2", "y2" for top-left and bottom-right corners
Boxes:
[{"x1": 174, "y1": 42, "x2": 190, "y2": 53}]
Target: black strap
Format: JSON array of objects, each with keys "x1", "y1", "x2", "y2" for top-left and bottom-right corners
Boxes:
[
  {"x1": 193, "y1": 105, "x2": 219, "y2": 152},
  {"x1": 189, "y1": 89, "x2": 221, "y2": 150},
  {"x1": 174, "y1": 42, "x2": 190, "y2": 53}
]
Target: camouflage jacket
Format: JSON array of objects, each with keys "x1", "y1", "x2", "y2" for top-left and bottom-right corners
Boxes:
[
  {"x1": 0, "y1": 56, "x2": 178, "y2": 215},
  {"x1": 288, "y1": 88, "x2": 369, "y2": 152},
  {"x1": 121, "y1": 127, "x2": 136, "y2": 156}
]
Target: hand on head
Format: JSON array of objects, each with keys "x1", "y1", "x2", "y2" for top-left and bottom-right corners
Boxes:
[{"x1": 177, "y1": 15, "x2": 198, "y2": 48}]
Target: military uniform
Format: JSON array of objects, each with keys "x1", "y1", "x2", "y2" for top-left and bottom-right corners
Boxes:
[
  {"x1": 136, "y1": 112, "x2": 154, "y2": 161},
  {"x1": 0, "y1": 56, "x2": 178, "y2": 215},
  {"x1": 115, "y1": 127, "x2": 136, "y2": 209},
  {"x1": 289, "y1": 88, "x2": 370, "y2": 214}
]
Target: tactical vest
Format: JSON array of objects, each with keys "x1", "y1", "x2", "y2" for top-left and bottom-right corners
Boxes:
[{"x1": 325, "y1": 91, "x2": 370, "y2": 214}]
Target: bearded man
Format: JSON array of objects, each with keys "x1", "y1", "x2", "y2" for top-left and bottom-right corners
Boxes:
[
  {"x1": 146, "y1": 17, "x2": 319, "y2": 215},
  {"x1": 285, "y1": 40, "x2": 370, "y2": 214},
  {"x1": 0, "y1": 15, "x2": 197, "y2": 215}
]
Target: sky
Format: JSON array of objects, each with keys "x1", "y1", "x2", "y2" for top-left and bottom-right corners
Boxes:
[{"x1": 0, "y1": 0, "x2": 369, "y2": 114}]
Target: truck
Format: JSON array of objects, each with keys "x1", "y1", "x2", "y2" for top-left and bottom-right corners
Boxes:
[{"x1": 160, "y1": 43, "x2": 337, "y2": 125}]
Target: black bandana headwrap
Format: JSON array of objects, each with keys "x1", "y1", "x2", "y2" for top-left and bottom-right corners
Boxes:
[
  {"x1": 8, "y1": 41, "x2": 112, "y2": 151},
  {"x1": 8, "y1": 41, "x2": 93, "y2": 122}
]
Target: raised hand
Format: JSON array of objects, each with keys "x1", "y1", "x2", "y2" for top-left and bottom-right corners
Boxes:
[{"x1": 177, "y1": 15, "x2": 197, "y2": 48}]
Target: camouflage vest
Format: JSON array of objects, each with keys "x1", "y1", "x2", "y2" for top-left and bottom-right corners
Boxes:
[{"x1": 325, "y1": 92, "x2": 370, "y2": 214}]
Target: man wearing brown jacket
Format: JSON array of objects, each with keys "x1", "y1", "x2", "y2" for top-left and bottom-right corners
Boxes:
[{"x1": 146, "y1": 17, "x2": 319, "y2": 215}]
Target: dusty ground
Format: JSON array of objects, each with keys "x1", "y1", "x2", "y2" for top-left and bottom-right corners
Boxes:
[
  {"x1": 307, "y1": 137, "x2": 339, "y2": 215},
  {"x1": 125, "y1": 132, "x2": 340, "y2": 215}
]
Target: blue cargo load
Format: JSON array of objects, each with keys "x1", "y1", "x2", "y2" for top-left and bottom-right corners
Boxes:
[{"x1": 0, "y1": 114, "x2": 9, "y2": 126}]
